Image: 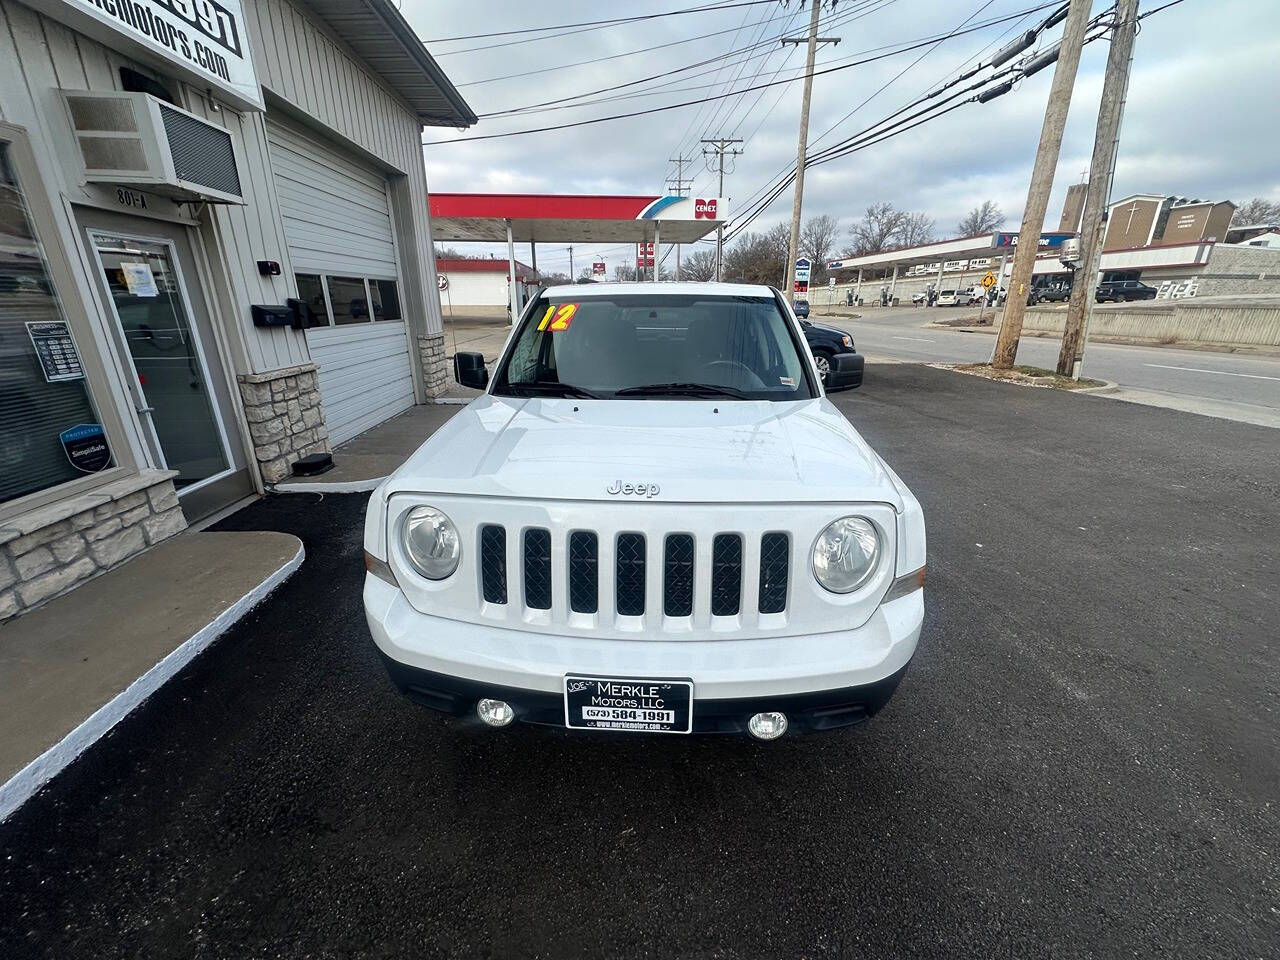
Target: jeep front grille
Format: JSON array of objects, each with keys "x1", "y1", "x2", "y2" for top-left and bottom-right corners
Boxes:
[
  {"x1": 710, "y1": 534, "x2": 743, "y2": 616},
  {"x1": 758, "y1": 532, "x2": 790, "y2": 615},
  {"x1": 568, "y1": 531, "x2": 598, "y2": 614},
  {"x1": 480, "y1": 524, "x2": 507, "y2": 604},
  {"x1": 523, "y1": 528, "x2": 552, "y2": 610},
  {"x1": 663, "y1": 534, "x2": 695, "y2": 617},
  {"x1": 479, "y1": 526, "x2": 787, "y2": 622},
  {"x1": 615, "y1": 532, "x2": 646, "y2": 616}
]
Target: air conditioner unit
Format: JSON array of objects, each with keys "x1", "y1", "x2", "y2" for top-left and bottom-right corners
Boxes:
[{"x1": 61, "y1": 91, "x2": 244, "y2": 205}]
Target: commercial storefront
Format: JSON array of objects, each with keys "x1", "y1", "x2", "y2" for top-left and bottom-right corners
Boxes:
[
  {"x1": 436, "y1": 257, "x2": 539, "y2": 318},
  {"x1": 0, "y1": 0, "x2": 474, "y2": 620}
]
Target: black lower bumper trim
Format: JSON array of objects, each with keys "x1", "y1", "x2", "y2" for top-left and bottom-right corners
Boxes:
[{"x1": 377, "y1": 652, "x2": 909, "y2": 735}]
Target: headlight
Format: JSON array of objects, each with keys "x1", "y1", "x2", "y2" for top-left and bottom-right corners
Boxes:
[
  {"x1": 812, "y1": 516, "x2": 881, "y2": 593},
  {"x1": 402, "y1": 506, "x2": 461, "y2": 580},
  {"x1": 841, "y1": 335, "x2": 853, "y2": 348}
]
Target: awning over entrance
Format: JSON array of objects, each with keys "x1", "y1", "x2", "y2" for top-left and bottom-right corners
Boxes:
[{"x1": 428, "y1": 193, "x2": 728, "y2": 244}]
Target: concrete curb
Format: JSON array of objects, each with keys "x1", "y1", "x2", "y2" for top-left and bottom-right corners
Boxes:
[
  {"x1": 0, "y1": 539, "x2": 305, "y2": 823},
  {"x1": 273, "y1": 478, "x2": 383, "y2": 493},
  {"x1": 430, "y1": 398, "x2": 473, "y2": 405},
  {"x1": 1074, "y1": 380, "x2": 1120, "y2": 395}
]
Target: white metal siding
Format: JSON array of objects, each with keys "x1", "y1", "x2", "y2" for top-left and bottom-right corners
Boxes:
[
  {"x1": 266, "y1": 116, "x2": 413, "y2": 444},
  {"x1": 267, "y1": 118, "x2": 398, "y2": 277},
  {"x1": 305, "y1": 322, "x2": 415, "y2": 445}
]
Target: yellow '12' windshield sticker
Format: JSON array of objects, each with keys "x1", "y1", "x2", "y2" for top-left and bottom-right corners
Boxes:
[{"x1": 536, "y1": 302, "x2": 579, "y2": 331}]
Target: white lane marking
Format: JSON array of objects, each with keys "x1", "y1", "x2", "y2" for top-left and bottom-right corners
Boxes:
[
  {"x1": 891, "y1": 336, "x2": 936, "y2": 343},
  {"x1": 1144, "y1": 363, "x2": 1280, "y2": 382}
]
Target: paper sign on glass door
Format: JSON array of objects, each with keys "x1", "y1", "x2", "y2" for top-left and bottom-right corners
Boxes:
[{"x1": 121, "y1": 261, "x2": 158, "y2": 297}]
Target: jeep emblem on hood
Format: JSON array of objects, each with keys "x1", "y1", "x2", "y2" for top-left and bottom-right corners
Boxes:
[{"x1": 607, "y1": 480, "x2": 660, "y2": 498}]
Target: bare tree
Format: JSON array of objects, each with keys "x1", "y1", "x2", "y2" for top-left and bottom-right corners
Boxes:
[
  {"x1": 681, "y1": 248, "x2": 718, "y2": 282},
  {"x1": 897, "y1": 211, "x2": 935, "y2": 248},
  {"x1": 723, "y1": 231, "x2": 788, "y2": 286},
  {"x1": 433, "y1": 244, "x2": 464, "y2": 259},
  {"x1": 956, "y1": 200, "x2": 1005, "y2": 236},
  {"x1": 538, "y1": 271, "x2": 571, "y2": 285},
  {"x1": 847, "y1": 202, "x2": 909, "y2": 256},
  {"x1": 613, "y1": 263, "x2": 638, "y2": 282},
  {"x1": 800, "y1": 214, "x2": 840, "y2": 284},
  {"x1": 1231, "y1": 197, "x2": 1280, "y2": 225}
]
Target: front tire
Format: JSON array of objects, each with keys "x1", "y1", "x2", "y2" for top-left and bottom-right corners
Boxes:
[{"x1": 813, "y1": 349, "x2": 832, "y2": 385}]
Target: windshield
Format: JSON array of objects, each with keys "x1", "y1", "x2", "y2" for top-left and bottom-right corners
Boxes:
[{"x1": 493, "y1": 293, "x2": 817, "y2": 400}]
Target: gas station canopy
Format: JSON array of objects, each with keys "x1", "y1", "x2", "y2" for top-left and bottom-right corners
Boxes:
[{"x1": 428, "y1": 193, "x2": 729, "y2": 244}]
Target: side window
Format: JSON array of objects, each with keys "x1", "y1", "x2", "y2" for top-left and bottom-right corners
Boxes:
[
  {"x1": 326, "y1": 276, "x2": 369, "y2": 325},
  {"x1": 370, "y1": 279, "x2": 400, "y2": 321},
  {"x1": 295, "y1": 273, "x2": 328, "y2": 325}
]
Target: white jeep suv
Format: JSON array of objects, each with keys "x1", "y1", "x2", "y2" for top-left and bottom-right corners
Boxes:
[{"x1": 363, "y1": 283, "x2": 925, "y2": 739}]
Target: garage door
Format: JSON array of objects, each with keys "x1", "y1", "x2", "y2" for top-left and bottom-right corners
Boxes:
[{"x1": 267, "y1": 118, "x2": 414, "y2": 446}]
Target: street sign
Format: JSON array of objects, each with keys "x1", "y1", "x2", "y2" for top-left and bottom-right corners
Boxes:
[
  {"x1": 794, "y1": 257, "x2": 812, "y2": 283},
  {"x1": 828, "y1": 277, "x2": 836, "y2": 287},
  {"x1": 592, "y1": 260, "x2": 607, "y2": 275},
  {"x1": 981, "y1": 272, "x2": 997, "y2": 289}
]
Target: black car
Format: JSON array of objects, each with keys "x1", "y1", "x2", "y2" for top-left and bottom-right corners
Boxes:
[
  {"x1": 1096, "y1": 279, "x2": 1157, "y2": 302},
  {"x1": 801, "y1": 318, "x2": 860, "y2": 387},
  {"x1": 793, "y1": 299, "x2": 811, "y2": 318}
]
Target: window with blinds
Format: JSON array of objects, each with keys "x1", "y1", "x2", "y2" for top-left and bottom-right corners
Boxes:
[{"x1": 0, "y1": 144, "x2": 111, "y2": 506}]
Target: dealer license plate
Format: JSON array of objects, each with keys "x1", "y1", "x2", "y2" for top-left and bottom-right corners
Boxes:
[{"x1": 563, "y1": 675, "x2": 693, "y2": 734}]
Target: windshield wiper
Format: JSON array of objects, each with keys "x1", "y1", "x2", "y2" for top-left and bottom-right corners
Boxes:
[
  {"x1": 500, "y1": 380, "x2": 601, "y2": 399},
  {"x1": 614, "y1": 381, "x2": 752, "y2": 400}
]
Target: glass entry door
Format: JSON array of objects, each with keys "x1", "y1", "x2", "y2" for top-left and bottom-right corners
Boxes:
[{"x1": 90, "y1": 232, "x2": 230, "y2": 488}]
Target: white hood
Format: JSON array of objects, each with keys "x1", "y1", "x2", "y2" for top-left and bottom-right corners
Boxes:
[{"x1": 383, "y1": 396, "x2": 902, "y2": 508}]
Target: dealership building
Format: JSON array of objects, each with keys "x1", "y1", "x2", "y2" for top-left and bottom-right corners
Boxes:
[{"x1": 0, "y1": 0, "x2": 475, "y2": 620}]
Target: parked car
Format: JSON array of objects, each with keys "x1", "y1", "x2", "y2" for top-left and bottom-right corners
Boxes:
[
  {"x1": 934, "y1": 289, "x2": 962, "y2": 306},
  {"x1": 800, "y1": 317, "x2": 858, "y2": 386},
  {"x1": 793, "y1": 299, "x2": 810, "y2": 318},
  {"x1": 1034, "y1": 284, "x2": 1072, "y2": 303},
  {"x1": 364, "y1": 282, "x2": 925, "y2": 739},
  {"x1": 1096, "y1": 279, "x2": 1157, "y2": 302}
]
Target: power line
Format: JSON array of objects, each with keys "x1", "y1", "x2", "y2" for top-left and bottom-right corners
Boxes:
[
  {"x1": 455, "y1": 2, "x2": 797, "y2": 88},
  {"x1": 430, "y1": 0, "x2": 777, "y2": 56},
  {"x1": 423, "y1": 4, "x2": 1063, "y2": 145}
]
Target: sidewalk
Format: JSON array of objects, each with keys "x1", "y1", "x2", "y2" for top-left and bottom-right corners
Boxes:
[{"x1": 0, "y1": 529, "x2": 303, "y2": 821}]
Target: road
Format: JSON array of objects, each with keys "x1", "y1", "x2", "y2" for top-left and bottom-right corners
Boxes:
[
  {"x1": 1, "y1": 366, "x2": 1276, "y2": 958},
  {"x1": 818, "y1": 306, "x2": 1280, "y2": 426}
]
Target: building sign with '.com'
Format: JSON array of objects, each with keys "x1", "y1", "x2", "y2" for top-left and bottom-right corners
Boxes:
[{"x1": 33, "y1": 0, "x2": 263, "y2": 110}]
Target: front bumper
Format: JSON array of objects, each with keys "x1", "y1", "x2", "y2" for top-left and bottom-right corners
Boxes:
[{"x1": 364, "y1": 575, "x2": 922, "y2": 734}]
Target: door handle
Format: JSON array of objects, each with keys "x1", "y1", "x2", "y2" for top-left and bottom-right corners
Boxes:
[{"x1": 136, "y1": 405, "x2": 156, "y2": 415}]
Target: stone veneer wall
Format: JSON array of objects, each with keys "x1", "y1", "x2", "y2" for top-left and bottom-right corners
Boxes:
[
  {"x1": 0, "y1": 470, "x2": 185, "y2": 621},
  {"x1": 418, "y1": 333, "x2": 448, "y2": 398},
  {"x1": 236, "y1": 363, "x2": 331, "y2": 483}
]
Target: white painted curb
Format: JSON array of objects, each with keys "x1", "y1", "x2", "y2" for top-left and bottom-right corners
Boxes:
[
  {"x1": 273, "y1": 478, "x2": 384, "y2": 493},
  {"x1": 0, "y1": 539, "x2": 306, "y2": 823}
]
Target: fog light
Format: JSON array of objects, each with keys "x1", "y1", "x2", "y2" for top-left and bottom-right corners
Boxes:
[
  {"x1": 477, "y1": 698, "x2": 514, "y2": 727},
  {"x1": 747, "y1": 711, "x2": 788, "y2": 740}
]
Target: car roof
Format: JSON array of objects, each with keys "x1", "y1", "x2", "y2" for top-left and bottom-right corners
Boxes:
[{"x1": 542, "y1": 281, "x2": 778, "y2": 298}]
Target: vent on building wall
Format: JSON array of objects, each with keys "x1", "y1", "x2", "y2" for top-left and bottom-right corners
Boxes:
[{"x1": 61, "y1": 91, "x2": 244, "y2": 205}]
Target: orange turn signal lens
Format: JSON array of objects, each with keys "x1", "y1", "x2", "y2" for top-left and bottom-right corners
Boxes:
[
  {"x1": 882, "y1": 565, "x2": 925, "y2": 604},
  {"x1": 364, "y1": 550, "x2": 399, "y2": 587}
]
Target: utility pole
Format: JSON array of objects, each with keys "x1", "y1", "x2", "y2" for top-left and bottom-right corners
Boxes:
[
  {"x1": 567, "y1": 245, "x2": 573, "y2": 280},
  {"x1": 702, "y1": 136, "x2": 743, "y2": 280},
  {"x1": 667, "y1": 153, "x2": 694, "y2": 280},
  {"x1": 992, "y1": 0, "x2": 1093, "y2": 369},
  {"x1": 783, "y1": 1, "x2": 840, "y2": 304},
  {"x1": 1057, "y1": 0, "x2": 1139, "y2": 378}
]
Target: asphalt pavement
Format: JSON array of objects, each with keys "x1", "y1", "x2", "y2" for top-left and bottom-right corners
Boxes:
[
  {"x1": 1, "y1": 365, "x2": 1277, "y2": 959},
  {"x1": 822, "y1": 307, "x2": 1280, "y2": 427}
]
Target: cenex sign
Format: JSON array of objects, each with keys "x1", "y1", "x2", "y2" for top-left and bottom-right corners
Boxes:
[{"x1": 30, "y1": 0, "x2": 262, "y2": 111}]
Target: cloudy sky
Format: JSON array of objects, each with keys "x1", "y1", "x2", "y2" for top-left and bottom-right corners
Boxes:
[{"x1": 399, "y1": 0, "x2": 1279, "y2": 276}]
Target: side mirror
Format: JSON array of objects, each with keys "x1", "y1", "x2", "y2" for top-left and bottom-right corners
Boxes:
[
  {"x1": 453, "y1": 351, "x2": 489, "y2": 390},
  {"x1": 824, "y1": 353, "x2": 864, "y2": 392}
]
